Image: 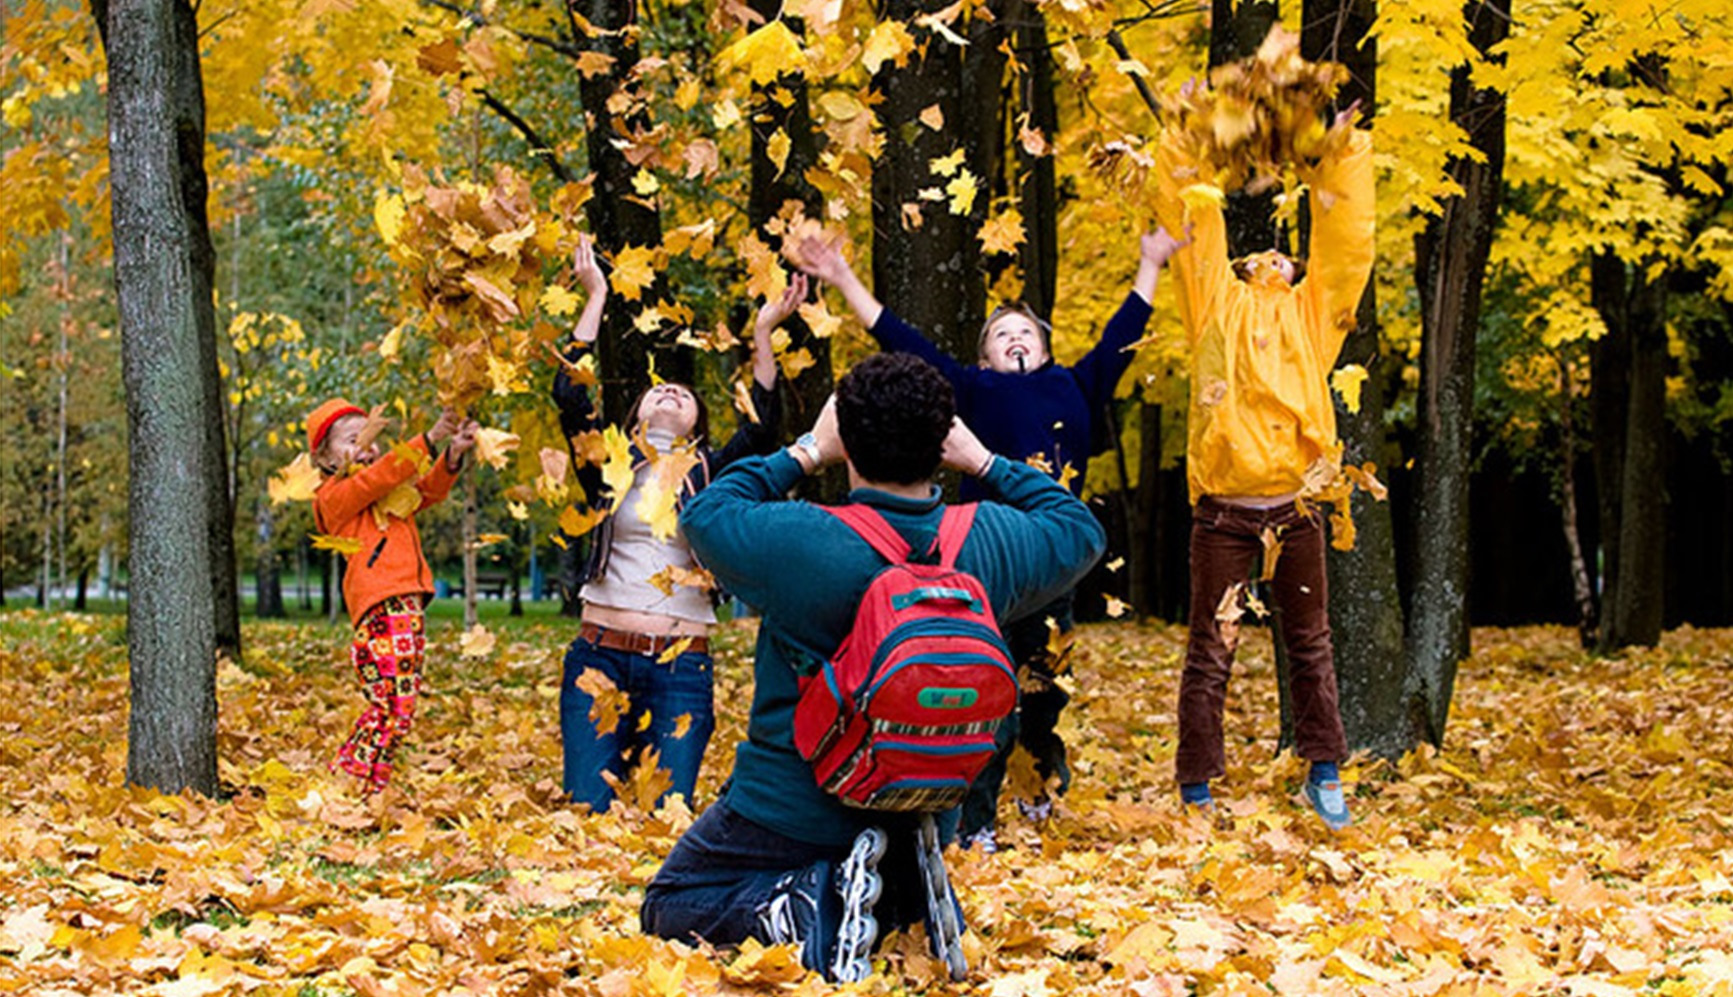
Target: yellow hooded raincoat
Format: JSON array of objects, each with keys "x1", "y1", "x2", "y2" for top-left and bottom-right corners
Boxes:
[{"x1": 1154, "y1": 129, "x2": 1376, "y2": 504}]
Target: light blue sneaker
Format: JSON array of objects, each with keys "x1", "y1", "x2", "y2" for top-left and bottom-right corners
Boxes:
[{"x1": 1304, "y1": 779, "x2": 1352, "y2": 830}]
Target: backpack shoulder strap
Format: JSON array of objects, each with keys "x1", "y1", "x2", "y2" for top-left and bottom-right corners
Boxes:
[
  {"x1": 935, "y1": 503, "x2": 978, "y2": 569},
  {"x1": 824, "y1": 504, "x2": 914, "y2": 564}
]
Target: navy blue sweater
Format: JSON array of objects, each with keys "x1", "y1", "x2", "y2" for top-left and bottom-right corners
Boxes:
[{"x1": 869, "y1": 293, "x2": 1154, "y2": 499}]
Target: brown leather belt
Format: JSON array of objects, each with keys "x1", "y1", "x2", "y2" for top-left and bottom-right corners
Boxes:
[{"x1": 579, "y1": 622, "x2": 709, "y2": 657}]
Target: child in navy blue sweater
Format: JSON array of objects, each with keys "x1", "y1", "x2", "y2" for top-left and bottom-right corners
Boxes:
[{"x1": 797, "y1": 230, "x2": 1183, "y2": 846}]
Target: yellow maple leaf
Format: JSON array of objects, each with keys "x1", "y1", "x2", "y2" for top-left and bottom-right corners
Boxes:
[
  {"x1": 608, "y1": 245, "x2": 658, "y2": 302},
  {"x1": 310, "y1": 534, "x2": 363, "y2": 556},
  {"x1": 817, "y1": 91, "x2": 866, "y2": 122},
  {"x1": 861, "y1": 19, "x2": 915, "y2": 74},
  {"x1": 979, "y1": 209, "x2": 1025, "y2": 255},
  {"x1": 635, "y1": 478, "x2": 681, "y2": 542},
  {"x1": 540, "y1": 284, "x2": 581, "y2": 318},
  {"x1": 1259, "y1": 525, "x2": 1285, "y2": 581},
  {"x1": 929, "y1": 148, "x2": 967, "y2": 177},
  {"x1": 268, "y1": 454, "x2": 322, "y2": 505},
  {"x1": 576, "y1": 667, "x2": 628, "y2": 737},
  {"x1": 919, "y1": 104, "x2": 945, "y2": 130},
  {"x1": 1104, "y1": 595, "x2": 1129, "y2": 619},
  {"x1": 374, "y1": 192, "x2": 405, "y2": 246},
  {"x1": 473, "y1": 428, "x2": 521, "y2": 470},
  {"x1": 372, "y1": 480, "x2": 421, "y2": 528},
  {"x1": 739, "y1": 232, "x2": 788, "y2": 302},
  {"x1": 1331, "y1": 363, "x2": 1368, "y2": 413},
  {"x1": 656, "y1": 637, "x2": 695, "y2": 664},
  {"x1": 559, "y1": 504, "x2": 608, "y2": 538},
  {"x1": 599, "y1": 425, "x2": 636, "y2": 513},
  {"x1": 778, "y1": 346, "x2": 816, "y2": 381},
  {"x1": 767, "y1": 128, "x2": 791, "y2": 181},
  {"x1": 797, "y1": 299, "x2": 841, "y2": 340},
  {"x1": 946, "y1": 170, "x2": 979, "y2": 215},
  {"x1": 716, "y1": 20, "x2": 806, "y2": 87},
  {"x1": 459, "y1": 624, "x2": 496, "y2": 659}
]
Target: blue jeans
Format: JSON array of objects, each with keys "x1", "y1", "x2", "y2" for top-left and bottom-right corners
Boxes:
[
  {"x1": 559, "y1": 635, "x2": 716, "y2": 812},
  {"x1": 641, "y1": 800, "x2": 933, "y2": 948}
]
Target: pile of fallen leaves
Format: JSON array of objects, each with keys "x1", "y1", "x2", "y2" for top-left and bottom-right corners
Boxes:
[{"x1": 2, "y1": 611, "x2": 1732, "y2": 995}]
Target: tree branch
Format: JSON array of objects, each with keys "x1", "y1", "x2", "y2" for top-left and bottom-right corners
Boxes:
[
  {"x1": 1105, "y1": 30, "x2": 1163, "y2": 119},
  {"x1": 420, "y1": 0, "x2": 587, "y2": 61},
  {"x1": 478, "y1": 90, "x2": 576, "y2": 184}
]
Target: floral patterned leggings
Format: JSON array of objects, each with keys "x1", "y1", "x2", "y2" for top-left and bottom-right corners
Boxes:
[{"x1": 334, "y1": 594, "x2": 426, "y2": 792}]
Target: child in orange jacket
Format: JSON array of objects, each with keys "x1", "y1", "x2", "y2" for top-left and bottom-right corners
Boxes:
[{"x1": 309, "y1": 398, "x2": 478, "y2": 793}]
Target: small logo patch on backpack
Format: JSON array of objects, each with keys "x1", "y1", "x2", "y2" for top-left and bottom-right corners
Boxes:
[{"x1": 792, "y1": 503, "x2": 1018, "y2": 812}]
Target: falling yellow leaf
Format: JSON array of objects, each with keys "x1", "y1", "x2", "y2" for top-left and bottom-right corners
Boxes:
[
  {"x1": 860, "y1": 19, "x2": 915, "y2": 73},
  {"x1": 459, "y1": 624, "x2": 496, "y2": 659},
  {"x1": 469, "y1": 533, "x2": 509, "y2": 550},
  {"x1": 372, "y1": 480, "x2": 422, "y2": 529},
  {"x1": 373, "y1": 191, "x2": 405, "y2": 246},
  {"x1": 608, "y1": 245, "x2": 658, "y2": 302},
  {"x1": 1105, "y1": 556, "x2": 1125, "y2": 573},
  {"x1": 1259, "y1": 525, "x2": 1285, "y2": 581},
  {"x1": 473, "y1": 428, "x2": 521, "y2": 470},
  {"x1": 715, "y1": 20, "x2": 807, "y2": 86},
  {"x1": 1331, "y1": 364, "x2": 1369, "y2": 413},
  {"x1": 575, "y1": 667, "x2": 627, "y2": 736},
  {"x1": 599, "y1": 425, "x2": 636, "y2": 513},
  {"x1": 311, "y1": 533, "x2": 363, "y2": 556},
  {"x1": 559, "y1": 505, "x2": 608, "y2": 538},
  {"x1": 671, "y1": 713, "x2": 694, "y2": 740},
  {"x1": 268, "y1": 454, "x2": 322, "y2": 505},
  {"x1": 766, "y1": 128, "x2": 791, "y2": 180},
  {"x1": 656, "y1": 637, "x2": 695, "y2": 664},
  {"x1": 919, "y1": 104, "x2": 945, "y2": 130},
  {"x1": 1104, "y1": 595, "x2": 1129, "y2": 619},
  {"x1": 540, "y1": 284, "x2": 581, "y2": 318},
  {"x1": 929, "y1": 148, "x2": 967, "y2": 177},
  {"x1": 979, "y1": 209, "x2": 1025, "y2": 255}
]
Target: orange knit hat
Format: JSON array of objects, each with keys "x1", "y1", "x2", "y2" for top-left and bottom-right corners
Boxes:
[{"x1": 307, "y1": 398, "x2": 366, "y2": 453}]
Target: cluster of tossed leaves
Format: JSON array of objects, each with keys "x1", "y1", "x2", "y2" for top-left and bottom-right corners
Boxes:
[
  {"x1": 374, "y1": 164, "x2": 579, "y2": 410},
  {"x1": 2, "y1": 612, "x2": 1732, "y2": 995},
  {"x1": 1159, "y1": 27, "x2": 1353, "y2": 199}
]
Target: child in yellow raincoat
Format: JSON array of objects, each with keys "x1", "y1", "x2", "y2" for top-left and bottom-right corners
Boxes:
[{"x1": 1153, "y1": 106, "x2": 1374, "y2": 828}]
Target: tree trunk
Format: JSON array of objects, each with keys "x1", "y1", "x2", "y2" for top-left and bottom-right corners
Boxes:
[
  {"x1": 1607, "y1": 268, "x2": 1668, "y2": 647},
  {"x1": 99, "y1": 0, "x2": 221, "y2": 795},
  {"x1": 1302, "y1": 0, "x2": 1408, "y2": 757},
  {"x1": 1128, "y1": 402, "x2": 1164, "y2": 615},
  {"x1": 1406, "y1": 0, "x2": 1508, "y2": 747},
  {"x1": 462, "y1": 473, "x2": 479, "y2": 628},
  {"x1": 871, "y1": 0, "x2": 980, "y2": 358},
  {"x1": 75, "y1": 567, "x2": 90, "y2": 611},
  {"x1": 569, "y1": 0, "x2": 678, "y2": 421},
  {"x1": 1210, "y1": 0, "x2": 1281, "y2": 258},
  {"x1": 255, "y1": 499, "x2": 285, "y2": 619},
  {"x1": 1011, "y1": 0, "x2": 1059, "y2": 318}
]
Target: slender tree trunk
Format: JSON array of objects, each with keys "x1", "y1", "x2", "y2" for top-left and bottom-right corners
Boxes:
[
  {"x1": 99, "y1": 0, "x2": 221, "y2": 795},
  {"x1": 56, "y1": 235, "x2": 71, "y2": 611},
  {"x1": 1590, "y1": 251, "x2": 1629, "y2": 643},
  {"x1": 462, "y1": 474, "x2": 479, "y2": 628},
  {"x1": 1406, "y1": 0, "x2": 1508, "y2": 747},
  {"x1": 75, "y1": 567, "x2": 90, "y2": 611},
  {"x1": 872, "y1": 0, "x2": 979, "y2": 358},
  {"x1": 255, "y1": 499, "x2": 285, "y2": 619},
  {"x1": 570, "y1": 0, "x2": 678, "y2": 421},
  {"x1": 1555, "y1": 357, "x2": 1596, "y2": 648}
]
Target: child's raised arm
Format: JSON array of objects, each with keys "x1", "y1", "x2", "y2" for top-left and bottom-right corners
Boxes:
[
  {"x1": 571, "y1": 234, "x2": 608, "y2": 346},
  {"x1": 795, "y1": 237, "x2": 883, "y2": 329},
  {"x1": 751, "y1": 272, "x2": 807, "y2": 389}
]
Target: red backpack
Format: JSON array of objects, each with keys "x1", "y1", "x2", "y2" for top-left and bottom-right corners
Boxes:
[{"x1": 792, "y1": 503, "x2": 1019, "y2": 811}]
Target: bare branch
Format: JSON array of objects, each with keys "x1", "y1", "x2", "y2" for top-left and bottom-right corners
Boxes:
[{"x1": 478, "y1": 90, "x2": 576, "y2": 184}]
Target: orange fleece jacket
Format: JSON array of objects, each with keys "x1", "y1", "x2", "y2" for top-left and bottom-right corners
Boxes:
[
  {"x1": 1153, "y1": 129, "x2": 1376, "y2": 503},
  {"x1": 313, "y1": 434, "x2": 462, "y2": 625}
]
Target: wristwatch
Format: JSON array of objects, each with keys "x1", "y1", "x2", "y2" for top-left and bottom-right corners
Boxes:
[{"x1": 790, "y1": 432, "x2": 823, "y2": 470}]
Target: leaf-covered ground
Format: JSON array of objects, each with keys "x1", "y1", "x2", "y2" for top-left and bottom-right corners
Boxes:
[{"x1": 2, "y1": 611, "x2": 1731, "y2": 996}]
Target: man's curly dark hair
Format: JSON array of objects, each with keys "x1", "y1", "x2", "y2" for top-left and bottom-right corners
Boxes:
[{"x1": 836, "y1": 352, "x2": 955, "y2": 484}]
